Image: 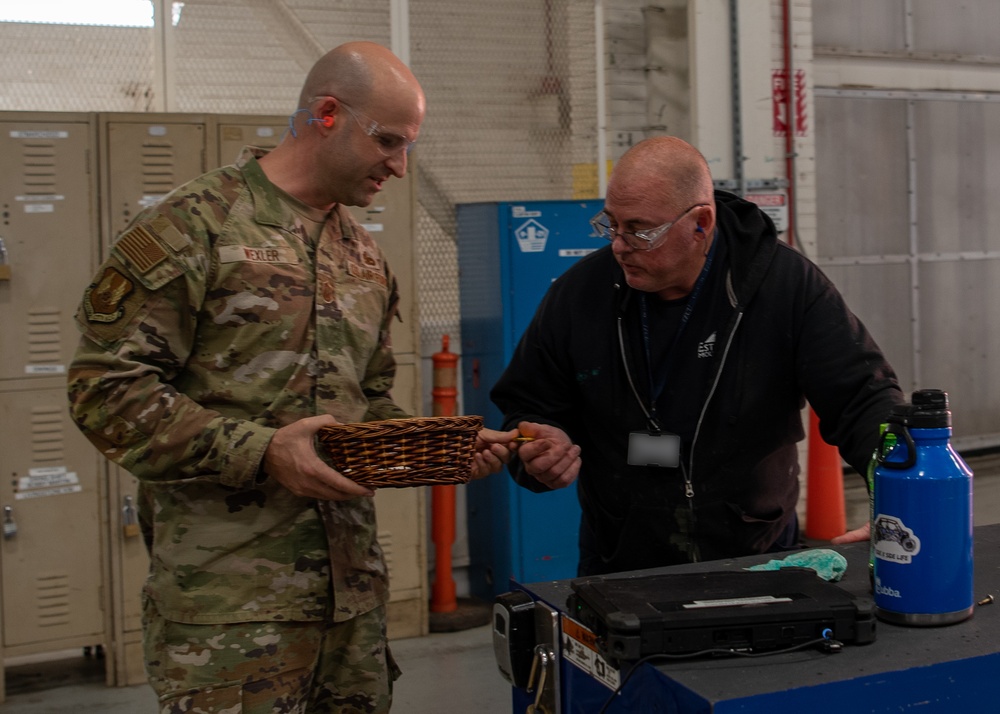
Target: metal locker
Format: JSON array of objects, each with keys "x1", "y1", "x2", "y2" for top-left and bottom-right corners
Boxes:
[
  {"x1": 0, "y1": 112, "x2": 100, "y2": 382},
  {"x1": 0, "y1": 384, "x2": 106, "y2": 653},
  {"x1": 345, "y1": 155, "x2": 419, "y2": 357},
  {"x1": 0, "y1": 112, "x2": 105, "y2": 703},
  {"x1": 345, "y1": 157, "x2": 425, "y2": 637},
  {"x1": 458, "y1": 199, "x2": 604, "y2": 599},
  {"x1": 105, "y1": 464, "x2": 148, "y2": 687},
  {"x1": 98, "y1": 112, "x2": 209, "y2": 250},
  {"x1": 96, "y1": 113, "x2": 211, "y2": 686},
  {"x1": 212, "y1": 114, "x2": 286, "y2": 167}
]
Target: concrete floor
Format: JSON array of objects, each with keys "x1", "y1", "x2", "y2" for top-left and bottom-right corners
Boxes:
[
  {"x1": 0, "y1": 622, "x2": 511, "y2": 713},
  {"x1": 2, "y1": 452, "x2": 998, "y2": 714}
]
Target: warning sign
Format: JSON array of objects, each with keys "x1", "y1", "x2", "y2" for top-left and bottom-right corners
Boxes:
[
  {"x1": 772, "y1": 69, "x2": 807, "y2": 137},
  {"x1": 745, "y1": 191, "x2": 788, "y2": 232},
  {"x1": 514, "y1": 219, "x2": 549, "y2": 253},
  {"x1": 560, "y1": 615, "x2": 620, "y2": 691}
]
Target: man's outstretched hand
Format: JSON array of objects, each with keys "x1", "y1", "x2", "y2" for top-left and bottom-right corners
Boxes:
[{"x1": 831, "y1": 520, "x2": 870, "y2": 545}]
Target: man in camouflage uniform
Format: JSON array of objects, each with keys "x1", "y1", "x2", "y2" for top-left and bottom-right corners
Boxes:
[{"x1": 68, "y1": 42, "x2": 514, "y2": 713}]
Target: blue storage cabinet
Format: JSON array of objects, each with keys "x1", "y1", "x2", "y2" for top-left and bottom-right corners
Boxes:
[{"x1": 457, "y1": 199, "x2": 603, "y2": 599}]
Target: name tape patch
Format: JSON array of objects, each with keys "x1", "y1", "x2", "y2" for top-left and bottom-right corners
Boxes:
[{"x1": 218, "y1": 245, "x2": 300, "y2": 264}]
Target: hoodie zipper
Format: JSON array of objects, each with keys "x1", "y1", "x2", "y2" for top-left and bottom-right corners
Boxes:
[{"x1": 617, "y1": 267, "x2": 745, "y2": 561}]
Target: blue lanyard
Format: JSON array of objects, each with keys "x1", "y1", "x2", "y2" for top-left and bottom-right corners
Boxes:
[{"x1": 638, "y1": 236, "x2": 717, "y2": 429}]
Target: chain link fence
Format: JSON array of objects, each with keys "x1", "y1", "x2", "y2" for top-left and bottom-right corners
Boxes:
[{"x1": 1, "y1": 0, "x2": 601, "y2": 413}]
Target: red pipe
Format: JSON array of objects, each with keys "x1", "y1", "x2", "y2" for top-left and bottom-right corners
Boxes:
[
  {"x1": 782, "y1": 0, "x2": 797, "y2": 247},
  {"x1": 430, "y1": 335, "x2": 458, "y2": 613}
]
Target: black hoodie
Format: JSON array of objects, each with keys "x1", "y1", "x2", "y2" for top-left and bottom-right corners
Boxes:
[{"x1": 491, "y1": 190, "x2": 903, "y2": 575}]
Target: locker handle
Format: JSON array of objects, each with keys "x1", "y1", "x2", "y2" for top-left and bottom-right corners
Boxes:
[
  {"x1": 122, "y1": 495, "x2": 140, "y2": 538},
  {"x1": 3, "y1": 505, "x2": 17, "y2": 539},
  {"x1": 0, "y1": 236, "x2": 10, "y2": 281}
]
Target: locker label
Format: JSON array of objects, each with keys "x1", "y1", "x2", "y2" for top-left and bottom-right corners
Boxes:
[
  {"x1": 24, "y1": 365, "x2": 66, "y2": 375},
  {"x1": 9, "y1": 130, "x2": 69, "y2": 139},
  {"x1": 16, "y1": 485, "x2": 83, "y2": 500},
  {"x1": 19, "y1": 469, "x2": 79, "y2": 491},
  {"x1": 16, "y1": 469, "x2": 82, "y2": 500}
]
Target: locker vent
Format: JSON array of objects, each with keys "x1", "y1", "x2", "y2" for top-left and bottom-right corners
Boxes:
[
  {"x1": 26, "y1": 308, "x2": 62, "y2": 365},
  {"x1": 31, "y1": 405, "x2": 66, "y2": 463},
  {"x1": 142, "y1": 141, "x2": 178, "y2": 196},
  {"x1": 19, "y1": 140, "x2": 57, "y2": 196},
  {"x1": 36, "y1": 573, "x2": 72, "y2": 628}
]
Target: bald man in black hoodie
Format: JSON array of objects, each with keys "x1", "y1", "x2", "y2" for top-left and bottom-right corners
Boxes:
[{"x1": 491, "y1": 136, "x2": 903, "y2": 576}]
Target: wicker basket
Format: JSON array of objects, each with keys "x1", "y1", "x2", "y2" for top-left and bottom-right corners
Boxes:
[{"x1": 317, "y1": 415, "x2": 485, "y2": 488}]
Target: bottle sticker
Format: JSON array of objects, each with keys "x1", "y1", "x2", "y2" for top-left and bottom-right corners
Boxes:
[{"x1": 873, "y1": 514, "x2": 922, "y2": 563}]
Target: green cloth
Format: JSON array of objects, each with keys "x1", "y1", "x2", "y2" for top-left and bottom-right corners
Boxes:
[{"x1": 746, "y1": 548, "x2": 848, "y2": 582}]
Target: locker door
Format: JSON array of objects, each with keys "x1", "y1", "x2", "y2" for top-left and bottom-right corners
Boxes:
[
  {"x1": 100, "y1": 115, "x2": 208, "y2": 248},
  {"x1": 346, "y1": 161, "x2": 418, "y2": 356},
  {"x1": 0, "y1": 384, "x2": 105, "y2": 650},
  {"x1": 0, "y1": 113, "x2": 98, "y2": 382},
  {"x1": 346, "y1": 160, "x2": 425, "y2": 637},
  {"x1": 213, "y1": 115, "x2": 285, "y2": 168},
  {"x1": 106, "y1": 465, "x2": 148, "y2": 685}
]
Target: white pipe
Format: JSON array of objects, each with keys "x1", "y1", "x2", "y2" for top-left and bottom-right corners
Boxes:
[
  {"x1": 595, "y1": 0, "x2": 608, "y2": 197},
  {"x1": 152, "y1": 0, "x2": 175, "y2": 111},
  {"x1": 390, "y1": 0, "x2": 411, "y2": 65}
]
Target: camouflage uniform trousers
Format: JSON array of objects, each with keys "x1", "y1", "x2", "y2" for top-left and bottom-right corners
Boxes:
[{"x1": 143, "y1": 596, "x2": 401, "y2": 713}]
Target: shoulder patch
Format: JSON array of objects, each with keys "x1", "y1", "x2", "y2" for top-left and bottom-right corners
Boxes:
[
  {"x1": 83, "y1": 267, "x2": 136, "y2": 323},
  {"x1": 114, "y1": 224, "x2": 168, "y2": 274},
  {"x1": 149, "y1": 214, "x2": 190, "y2": 252},
  {"x1": 78, "y1": 262, "x2": 154, "y2": 345}
]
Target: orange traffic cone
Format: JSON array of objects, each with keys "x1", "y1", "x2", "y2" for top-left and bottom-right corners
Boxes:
[{"x1": 804, "y1": 409, "x2": 847, "y2": 540}]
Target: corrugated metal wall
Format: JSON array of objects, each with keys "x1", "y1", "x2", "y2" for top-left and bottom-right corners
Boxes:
[{"x1": 813, "y1": 0, "x2": 1000, "y2": 449}]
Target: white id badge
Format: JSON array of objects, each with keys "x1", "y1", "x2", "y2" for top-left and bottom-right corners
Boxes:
[{"x1": 627, "y1": 431, "x2": 681, "y2": 467}]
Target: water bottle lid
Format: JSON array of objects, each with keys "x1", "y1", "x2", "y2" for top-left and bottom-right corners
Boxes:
[{"x1": 887, "y1": 388, "x2": 951, "y2": 428}]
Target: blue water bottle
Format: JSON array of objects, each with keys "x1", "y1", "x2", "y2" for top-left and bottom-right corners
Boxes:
[{"x1": 872, "y1": 389, "x2": 974, "y2": 625}]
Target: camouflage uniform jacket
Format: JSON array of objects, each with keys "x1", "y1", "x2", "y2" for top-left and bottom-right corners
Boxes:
[{"x1": 68, "y1": 147, "x2": 407, "y2": 624}]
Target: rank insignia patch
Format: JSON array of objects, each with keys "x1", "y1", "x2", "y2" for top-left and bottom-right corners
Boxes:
[{"x1": 84, "y1": 267, "x2": 135, "y2": 323}]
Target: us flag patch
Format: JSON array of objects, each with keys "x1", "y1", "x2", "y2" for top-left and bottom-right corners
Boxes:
[{"x1": 115, "y1": 224, "x2": 168, "y2": 274}]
